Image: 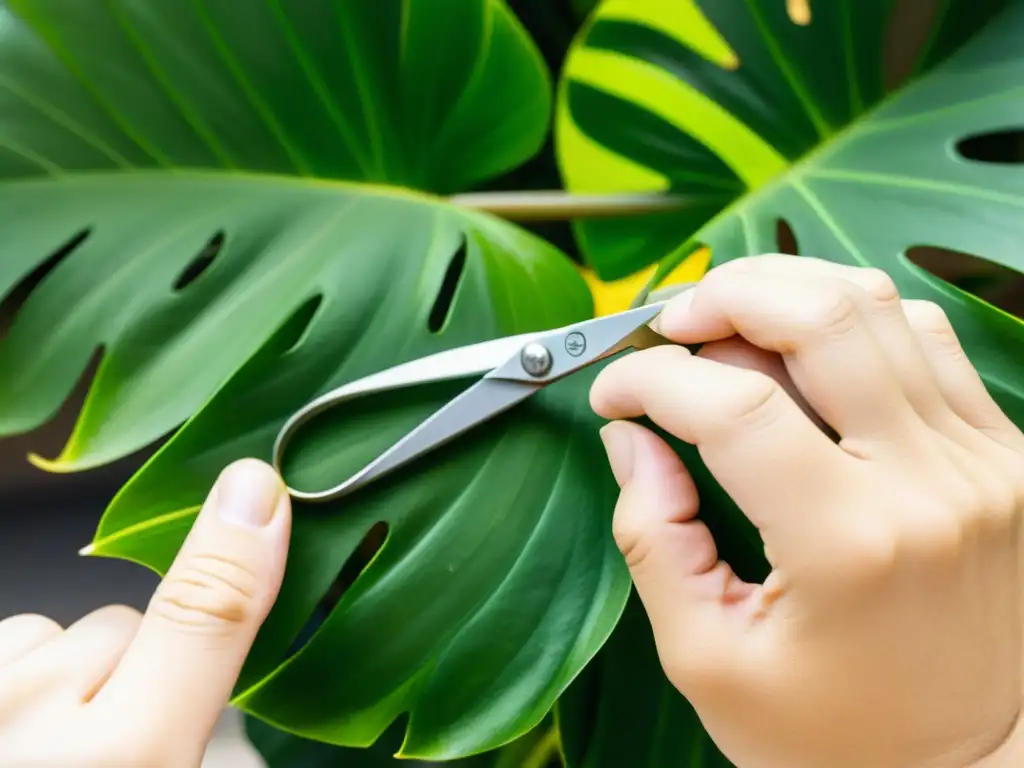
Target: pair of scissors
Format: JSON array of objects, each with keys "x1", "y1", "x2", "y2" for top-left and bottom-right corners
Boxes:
[{"x1": 272, "y1": 284, "x2": 694, "y2": 503}]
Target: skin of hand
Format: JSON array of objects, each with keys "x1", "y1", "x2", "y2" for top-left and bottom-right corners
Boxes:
[
  {"x1": 591, "y1": 254, "x2": 1024, "y2": 768},
  {"x1": 0, "y1": 459, "x2": 291, "y2": 768}
]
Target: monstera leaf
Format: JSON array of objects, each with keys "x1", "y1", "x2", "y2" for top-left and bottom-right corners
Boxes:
[
  {"x1": 557, "y1": 0, "x2": 1024, "y2": 423},
  {"x1": 0, "y1": 0, "x2": 552, "y2": 467},
  {"x1": 556, "y1": 0, "x2": 1024, "y2": 761},
  {"x1": 0, "y1": 0, "x2": 632, "y2": 761}
]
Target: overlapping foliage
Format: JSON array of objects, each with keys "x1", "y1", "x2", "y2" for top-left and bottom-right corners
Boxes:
[{"x1": 1, "y1": 1, "x2": 1022, "y2": 766}]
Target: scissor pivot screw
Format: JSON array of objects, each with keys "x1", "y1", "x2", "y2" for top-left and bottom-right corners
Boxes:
[{"x1": 521, "y1": 343, "x2": 553, "y2": 377}]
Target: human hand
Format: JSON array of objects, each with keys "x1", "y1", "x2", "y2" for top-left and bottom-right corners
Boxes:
[
  {"x1": 0, "y1": 459, "x2": 290, "y2": 767},
  {"x1": 590, "y1": 255, "x2": 1024, "y2": 768}
]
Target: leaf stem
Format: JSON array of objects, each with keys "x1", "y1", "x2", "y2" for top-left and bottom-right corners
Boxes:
[
  {"x1": 521, "y1": 726, "x2": 563, "y2": 768},
  {"x1": 449, "y1": 190, "x2": 691, "y2": 221}
]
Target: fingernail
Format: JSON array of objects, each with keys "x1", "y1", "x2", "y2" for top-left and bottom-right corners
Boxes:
[
  {"x1": 650, "y1": 286, "x2": 695, "y2": 335},
  {"x1": 600, "y1": 422, "x2": 636, "y2": 487},
  {"x1": 214, "y1": 459, "x2": 284, "y2": 528}
]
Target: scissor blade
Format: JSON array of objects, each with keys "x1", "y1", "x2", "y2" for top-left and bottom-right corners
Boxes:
[
  {"x1": 284, "y1": 331, "x2": 542, "y2": 425},
  {"x1": 485, "y1": 300, "x2": 674, "y2": 384},
  {"x1": 291, "y1": 377, "x2": 542, "y2": 503}
]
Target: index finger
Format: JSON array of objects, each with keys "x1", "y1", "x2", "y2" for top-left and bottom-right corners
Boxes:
[{"x1": 590, "y1": 345, "x2": 848, "y2": 536}]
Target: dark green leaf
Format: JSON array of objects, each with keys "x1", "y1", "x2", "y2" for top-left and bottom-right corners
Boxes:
[
  {"x1": 557, "y1": 0, "x2": 1024, "y2": 421},
  {"x1": 558, "y1": 591, "x2": 733, "y2": 768},
  {"x1": 0, "y1": 0, "x2": 551, "y2": 467},
  {"x1": 74, "y1": 178, "x2": 628, "y2": 758},
  {"x1": 557, "y1": 2, "x2": 1024, "y2": 761},
  {"x1": 245, "y1": 712, "x2": 561, "y2": 767},
  {"x1": 0, "y1": 0, "x2": 632, "y2": 760}
]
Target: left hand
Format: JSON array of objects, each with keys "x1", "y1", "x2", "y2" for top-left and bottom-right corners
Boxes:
[{"x1": 0, "y1": 458, "x2": 291, "y2": 768}]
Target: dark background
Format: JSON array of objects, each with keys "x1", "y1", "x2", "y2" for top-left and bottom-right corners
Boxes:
[{"x1": 0, "y1": 388, "x2": 161, "y2": 624}]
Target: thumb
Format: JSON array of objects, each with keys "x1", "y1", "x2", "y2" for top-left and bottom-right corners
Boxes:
[
  {"x1": 95, "y1": 459, "x2": 291, "y2": 747},
  {"x1": 600, "y1": 421, "x2": 742, "y2": 689}
]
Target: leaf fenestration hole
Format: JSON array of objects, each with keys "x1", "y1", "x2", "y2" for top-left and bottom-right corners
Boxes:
[
  {"x1": 1, "y1": 228, "x2": 91, "y2": 340},
  {"x1": 775, "y1": 218, "x2": 800, "y2": 255},
  {"x1": 786, "y1": 0, "x2": 811, "y2": 26},
  {"x1": 428, "y1": 236, "x2": 467, "y2": 334},
  {"x1": 906, "y1": 246, "x2": 1024, "y2": 317},
  {"x1": 278, "y1": 294, "x2": 324, "y2": 357},
  {"x1": 284, "y1": 521, "x2": 390, "y2": 659},
  {"x1": 883, "y1": 0, "x2": 944, "y2": 92},
  {"x1": 955, "y1": 130, "x2": 1024, "y2": 164},
  {"x1": 172, "y1": 230, "x2": 225, "y2": 292}
]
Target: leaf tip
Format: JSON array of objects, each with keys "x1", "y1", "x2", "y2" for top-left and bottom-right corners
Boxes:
[
  {"x1": 78, "y1": 543, "x2": 95, "y2": 556},
  {"x1": 26, "y1": 451, "x2": 74, "y2": 474}
]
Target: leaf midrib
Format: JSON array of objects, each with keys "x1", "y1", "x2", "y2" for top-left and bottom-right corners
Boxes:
[{"x1": 0, "y1": 166, "x2": 442, "y2": 205}]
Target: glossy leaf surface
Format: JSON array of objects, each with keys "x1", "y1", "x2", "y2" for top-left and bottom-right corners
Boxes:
[
  {"x1": 557, "y1": 2, "x2": 1024, "y2": 760},
  {"x1": 557, "y1": 0, "x2": 1024, "y2": 424},
  {"x1": 245, "y1": 712, "x2": 560, "y2": 767},
  {"x1": 558, "y1": 592, "x2": 732, "y2": 768},
  {"x1": 49, "y1": 176, "x2": 628, "y2": 759},
  {"x1": 0, "y1": 0, "x2": 633, "y2": 760},
  {"x1": 0, "y1": 0, "x2": 550, "y2": 467}
]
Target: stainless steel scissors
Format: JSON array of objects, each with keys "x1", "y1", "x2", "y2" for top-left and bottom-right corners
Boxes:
[{"x1": 272, "y1": 285, "x2": 694, "y2": 503}]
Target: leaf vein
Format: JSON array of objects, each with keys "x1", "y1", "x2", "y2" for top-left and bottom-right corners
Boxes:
[
  {"x1": 792, "y1": 178, "x2": 869, "y2": 266},
  {"x1": 189, "y1": 0, "x2": 312, "y2": 175},
  {"x1": 0, "y1": 73, "x2": 132, "y2": 168},
  {"x1": 741, "y1": 0, "x2": 830, "y2": 137},
  {"x1": 28, "y1": 2, "x2": 171, "y2": 166},
  {"x1": 806, "y1": 168, "x2": 1024, "y2": 208},
  {"x1": 263, "y1": 0, "x2": 375, "y2": 178},
  {"x1": 333, "y1": 0, "x2": 385, "y2": 178},
  {"x1": 106, "y1": 1, "x2": 238, "y2": 168}
]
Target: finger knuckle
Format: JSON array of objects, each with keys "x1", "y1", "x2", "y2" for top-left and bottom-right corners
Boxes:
[
  {"x1": 908, "y1": 516, "x2": 965, "y2": 560},
  {"x1": 612, "y1": 515, "x2": 649, "y2": 571},
  {"x1": 855, "y1": 267, "x2": 900, "y2": 304},
  {"x1": 905, "y1": 301, "x2": 958, "y2": 342},
  {"x1": 845, "y1": 520, "x2": 900, "y2": 575},
  {"x1": 971, "y1": 478, "x2": 1021, "y2": 533},
  {"x1": 150, "y1": 552, "x2": 259, "y2": 633},
  {"x1": 721, "y1": 371, "x2": 784, "y2": 431},
  {"x1": 800, "y1": 289, "x2": 859, "y2": 336}
]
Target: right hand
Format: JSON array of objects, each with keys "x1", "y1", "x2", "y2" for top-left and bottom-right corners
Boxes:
[{"x1": 591, "y1": 255, "x2": 1024, "y2": 768}]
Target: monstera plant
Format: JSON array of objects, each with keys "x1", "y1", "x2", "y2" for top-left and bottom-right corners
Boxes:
[{"x1": 1, "y1": 0, "x2": 1023, "y2": 766}]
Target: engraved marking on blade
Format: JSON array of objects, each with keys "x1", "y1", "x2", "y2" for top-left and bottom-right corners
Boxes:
[{"x1": 565, "y1": 332, "x2": 586, "y2": 357}]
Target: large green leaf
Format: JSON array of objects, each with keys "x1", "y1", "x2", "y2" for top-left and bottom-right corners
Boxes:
[
  {"x1": 85, "y1": 193, "x2": 627, "y2": 758},
  {"x1": 557, "y1": 0, "x2": 1024, "y2": 424},
  {"x1": 245, "y1": 711, "x2": 561, "y2": 767},
  {"x1": 556, "y1": 2, "x2": 1024, "y2": 760},
  {"x1": 0, "y1": 0, "x2": 550, "y2": 468},
  {"x1": 0, "y1": 0, "x2": 634, "y2": 760}
]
